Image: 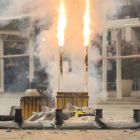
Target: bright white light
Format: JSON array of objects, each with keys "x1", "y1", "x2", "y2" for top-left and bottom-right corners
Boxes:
[{"x1": 42, "y1": 38, "x2": 45, "y2": 41}]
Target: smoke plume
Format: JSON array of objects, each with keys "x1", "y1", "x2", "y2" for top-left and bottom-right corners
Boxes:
[{"x1": 0, "y1": 0, "x2": 116, "y2": 105}]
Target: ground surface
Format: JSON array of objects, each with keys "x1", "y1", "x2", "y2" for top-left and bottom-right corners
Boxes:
[
  {"x1": 0, "y1": 129, "x2": 140, "y2": 140},
  {"x1": 0, "y1": 93, "x2": 140, "y2": 139},
  {"x1": 0, "y1": 101, "x2": 140, "y2": 140}
]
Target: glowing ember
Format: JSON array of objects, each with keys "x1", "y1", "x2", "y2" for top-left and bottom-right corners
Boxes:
[
  {"x1": 57, "y1": 0, "x2": 66, "y2": 47},
  {"x1": 42, "y1": 38, "x2": 45, "y2": 41},
  {"x1": 84, "y1": 0, "x2": 91, "y2": 46}
]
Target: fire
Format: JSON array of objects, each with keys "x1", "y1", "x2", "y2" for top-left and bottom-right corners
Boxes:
[
  {"x1": 57, "y1": 0, "x2": 66, "y2": 47},
  {"x1": 84, "y1": 0, "x2": 91, "y2": 46}
]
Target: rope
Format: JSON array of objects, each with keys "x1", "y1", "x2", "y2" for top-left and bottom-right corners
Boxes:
[
  {"x1": 0, "y1": 54, "x2": 29, "y2": 59},
  {"x1": 102, "y1": 54, "x2": 140, "y2": 60},
  {"x1": 1, "y1": 54, "x2": 140, "y2": 59}
]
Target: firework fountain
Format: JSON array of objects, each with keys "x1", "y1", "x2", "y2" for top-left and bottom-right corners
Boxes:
[
  {"x1": 57, "y1": 0, "x2": 91, "y2": 92},
  {"x1": 57, "y1": 0, "x2": 66, "y2": 92},
  {"x1": 83, "y1": 0, "x2": 91, "y2": 92}
]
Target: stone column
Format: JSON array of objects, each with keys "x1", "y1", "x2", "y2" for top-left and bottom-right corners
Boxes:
[
  {"x1": 102, "y1": 29, "x2": 108, "y2": 91},
  {"x1": 0, "y1": 34, "x2": 4, "y2": 93},
  {"x1": 116, "y1": 29, "x2": 122, "y2": 98},
  {"x1": 125, "y1": 27, "x2": 136, "y2": 41}
]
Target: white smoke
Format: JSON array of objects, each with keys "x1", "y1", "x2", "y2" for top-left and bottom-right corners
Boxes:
[
  {"x1": 88, "y1": 45, "x2": 108, "y2": 105},
  {"x1": 0, "y1": 0, "x2": 117, "y2": 104}
]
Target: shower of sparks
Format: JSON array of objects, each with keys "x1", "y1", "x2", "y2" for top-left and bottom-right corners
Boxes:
[
  {"x1": 57, "y1": 0, "x2": 66, "y2": 47},
  {"x1": 84, "y1": 0, "x2": 91, "y2": 46}
]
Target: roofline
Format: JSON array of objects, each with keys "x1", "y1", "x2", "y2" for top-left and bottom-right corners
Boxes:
[{"x1": 103, "y1": 18, "x2": 140, "y2": 29}]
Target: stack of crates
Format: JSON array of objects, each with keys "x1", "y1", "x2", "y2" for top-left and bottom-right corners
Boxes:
[
  {"x1": 56, "y1": 92, "x2": 89, "y2": 109},
  {"x1": 20, "y1": 96, "x2": 55, "y2": 120}
]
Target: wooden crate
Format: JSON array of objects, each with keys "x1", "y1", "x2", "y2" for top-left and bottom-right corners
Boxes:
[
  {"x1": 56, "y1": 92, "x2": 89, "y2": 109},
  {"x1": 20, "y1": 96, "x2": 55, "y2": 120}
]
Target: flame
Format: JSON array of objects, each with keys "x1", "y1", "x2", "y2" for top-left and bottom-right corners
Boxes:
[
  {"x1": 57, "y1": 0, "x2": 66, "y2": 47},
  {"x1": 84, "y1": 0, "x2": 91, "y2": 46}
]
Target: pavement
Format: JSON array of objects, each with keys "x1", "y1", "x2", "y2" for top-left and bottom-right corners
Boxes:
[{"x1": 0, "y1": 130, "x2": 140, "y2": 140}]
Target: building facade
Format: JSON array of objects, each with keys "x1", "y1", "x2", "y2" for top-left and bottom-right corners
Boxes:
[
  {"x1": 103, "y1": 0, "x2": 140, "y2": 98},
  {"x1": 0, "y1": 0, "x2": 140, "y2": 98},
  {"x1": 0, "y1": 15, "x2": 34, "y2": 93}
]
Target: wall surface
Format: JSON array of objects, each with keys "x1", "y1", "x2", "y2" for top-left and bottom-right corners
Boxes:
[{"x1": 0, "y1": 92, "x2": 24, "y2": 115}]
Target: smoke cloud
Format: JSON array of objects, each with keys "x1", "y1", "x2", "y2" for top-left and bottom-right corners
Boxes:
[{"x1": 0, "y1": 0, "x2": 117, "y2": 105}]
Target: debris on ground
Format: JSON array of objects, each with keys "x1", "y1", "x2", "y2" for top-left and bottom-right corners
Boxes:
[
  {"x1": 54, "y1": 131, "x2": 59, "y2": 134},
  {"x1": 79, "y1": 129, "x2": 87, "y2": 132},
  {"x1": 6, "y1": 130, "x2": 11, "y2": 132},
  {"x1": 106, "y1": 137, "x2": 112, "y2": 140}
]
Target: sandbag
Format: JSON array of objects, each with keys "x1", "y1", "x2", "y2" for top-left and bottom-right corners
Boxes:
[
  {"x1": 62, "y1": 110, "x2": 73, "y2": 120},
  {"x1": 37, "y1": 109, "x2": 56, "y2": 121},
  {"x1": 28, "y1": 106, "x2": 51, "y2": 121},
  {"x1": 38, "y1": 112, "x2": 46, "y2": 118},
  {"x1": 61, "y1": 116, "x2": 101, "y2": 129},
  {"x1": 85, "y1": 109, "x2": 95, "y2": 115},
  {"x1": 100, "y1": 119, "x2": 140, "y2": 129},
  {"x1": 82, "y1": 107, "x2": 95, "y2": 115},
  {"x1": 21, "y1": 121, "x2": 43, "y2": 129},
  {"x1": 37, "y1": 109, "x2": 72, "y2": 121},
  {"x1": 0, "y1": 121, "x2": 19, "y2": 129},
  {"x1": 66, "y1": 103, "x2": 85, "y2": 111},
  {"x1": 21, "y1": 120, "x2": 55, "y2": 129},
  {"x1": 81, "y1": 107, "x2": 88, "y2": 112},
  {"x1": 44, "y1": 109, "x2": 56, "y2": 120},
  {"x1": 73, "y1": 106, "x2": 81, "y2": 111},
  {"x1": 66, "y1": 103, "x2": 75, "y2": 111},
  {"x1": 28, "y1": 106, "x2": 54, "y2": 121},
  {"x1": 43, "y1": 120, "x2": 56, "y2": 129},
  {"x1": 37, "y1": 116, "x2": 45, "y2": 121},
  {"x1": 27, "y1": 112, "x2": 40, "y2": 121},
  {"x1": 43, "y1": 106, "x2": 50, "y2": 112}
]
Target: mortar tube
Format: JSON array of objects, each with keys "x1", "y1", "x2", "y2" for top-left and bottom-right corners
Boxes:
[
  {"x1": 95, "y1": 109, "x2": 103, "y2": 121},
  {"x1": 55, "y1": 109, "x2": 63, "y2": 126},
  {"x1": 58, "y1": 46, "x2": 63, "y2": 92},
  {"x1": 133, "y1": 109, "x2": 140, "y2": 122},
  {"x1": 83, "y1": 46, "x2": 88, "y2": 92},
  {"x1": 95, "y1": 109, "x2": 106, "y2": 129},
  {"x1": 15, "y1": 109, "x2": 23, "y2": 126}
]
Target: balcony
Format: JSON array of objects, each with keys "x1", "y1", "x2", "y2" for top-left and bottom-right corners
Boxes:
[{"x1": 107, "y1": 5, "x2": 138, "y2": 21}]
